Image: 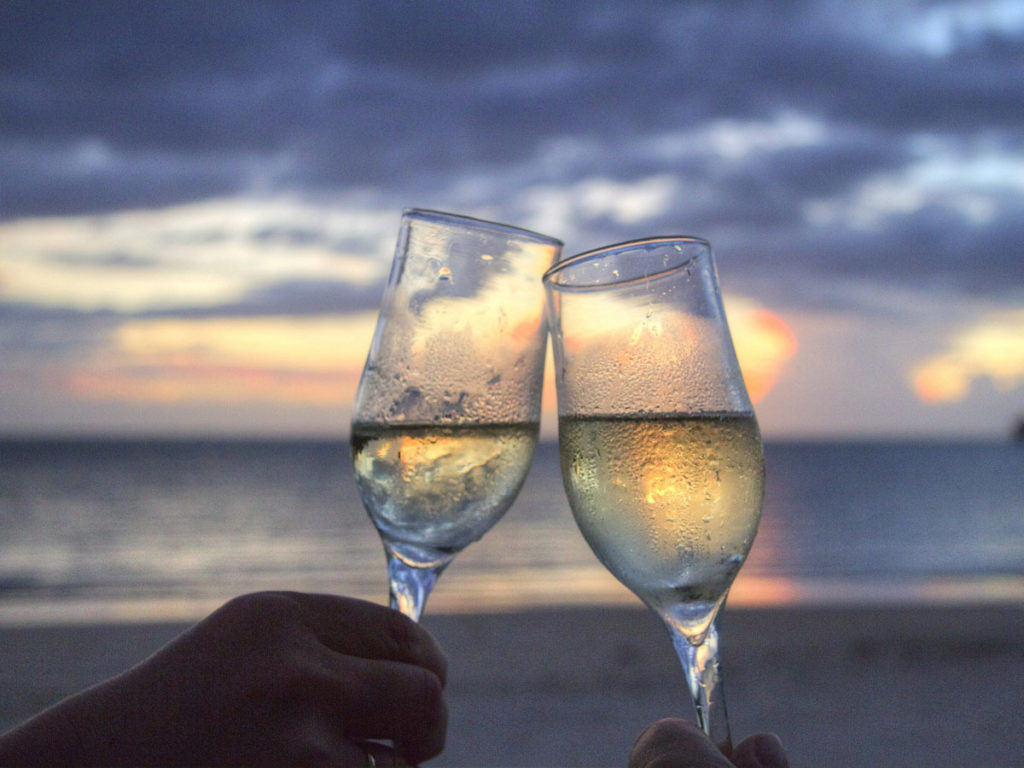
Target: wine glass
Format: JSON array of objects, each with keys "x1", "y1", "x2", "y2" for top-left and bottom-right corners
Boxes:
[
  {"x1": 351, "y1": 209, "x2": 561, "y2": 621},
  {"x1": 542, "y1": 236, "x2": 764, "y2": 750}
]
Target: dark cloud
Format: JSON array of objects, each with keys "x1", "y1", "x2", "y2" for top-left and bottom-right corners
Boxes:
[
  {"x1": 2, "y1": 0, "x2": 1022, "y2": 303},
  {"x1": 712, "y1": 199, "x2": 1024, "y2": 310},
  {"x1": 0, "y1": 303, "x2": 120, "y2": 364},
  {"x1": 761, "y1": 139, "x2": 910, "y2": 198},
  {"x1": 4, "y1": 2, "x2": 1020, "y2": 194},
  {"x1": 0, "y1": 279, "x2": 382, "y2": 369},
  {"x1": 138, "y1": 279, "x2": 385, "y2": 318},
  {"x1": 877, "y1": 205, "x2": 1024, "y2": 291},
  {"x1": 334, "y1": 3, "x2": 577, "y2": 74},
  {"x1": 0, "y1": 141, "x2": 250, "y2": 215}
]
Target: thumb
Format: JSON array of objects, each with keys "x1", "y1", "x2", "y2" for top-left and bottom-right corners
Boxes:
[
  {"x1": 731, "y1": 733, "x2": 789, "y2": 768},
  {"x1": 629, "y1": 719, "x2": 733, "y2": 768}
]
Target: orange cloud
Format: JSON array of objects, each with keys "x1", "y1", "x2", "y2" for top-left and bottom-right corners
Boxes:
[
  {"x1": 726, "y1": 299, "x2": 798, "y2": 404},
  {"x1": 910, "y1": 310, "x2": 1024, "y2": 404},
  {"x1": 67, "y1": 314, "x2": 377, "y2": 404},
  {"x1": 67, "y1": 366, "x2": 354, "y2": 404}
]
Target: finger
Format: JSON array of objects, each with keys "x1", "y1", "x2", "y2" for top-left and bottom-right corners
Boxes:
[
  {"x1": 629, "y1": 718, "x2": 733, "y2": 768},
  {"x1": 329, "y1": 656, "x2": 447, "y2": 765},
  {"x1": 286, "y1": 592, "x2": 448, "y2": 685},
  {"x1": 732, "y1": 733, "x2": 789, "y2": 768}
]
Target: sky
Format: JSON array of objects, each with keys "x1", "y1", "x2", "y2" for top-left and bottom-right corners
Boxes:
[{"x1": 1, "y1": 0, "x2": 1022, "y2": 439}]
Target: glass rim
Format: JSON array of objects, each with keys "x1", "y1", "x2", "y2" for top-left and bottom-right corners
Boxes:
[
  {"x1": 542, "y1": 235, "x2": 711, "y2": 291},
  {"x1": 403, "y1": 208, "x2": 564, "y2": 247}
]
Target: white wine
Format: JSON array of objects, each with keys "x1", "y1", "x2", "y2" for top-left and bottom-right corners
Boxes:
[
  {"x1": 351, "y1": 422, "x2": 538, "y2": 560},
  {"x1": 559, "y1": 413, "x2": 763, "y2": 634}
]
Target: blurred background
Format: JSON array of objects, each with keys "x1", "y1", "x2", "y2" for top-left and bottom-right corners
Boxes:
[{"x1": 2, "y1": 0, "x2": 1023, "y2": 619}]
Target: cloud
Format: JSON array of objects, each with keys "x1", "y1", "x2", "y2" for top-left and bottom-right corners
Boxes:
[
  {"x1": 0, "y1": 196, "x2": 395, "y2": 312},
  {"x1": 909, "y1": 309, "x2": 1024, "y2": 404},
  {"x1": 726, "y1": 299, "x2": 799, "y2": 404},
  {"x1": 2, "y1": 0, "x2": 1023, "y2": 437},
  {"x1": 896, "y1": 0, "x2": 1024, "y2": 56},
  {"x1": 806, "y1": 142, "x2": 1024, "y2": 228},
  {"x1": 2, "y1": 2, "x2": 1021, "y2": 303},
  {"x1": 4, "y1": 0, "x2": 1022, "y2": 214},
  {"x1": 0, "y1": 196, "x2": 398, "y2": 421},
  {"x1": 574, "y1": 175, "x2": 678, "y2": 226},
  {"x1": 65, "y1": 313, "x2": 378, "y2": 405}
]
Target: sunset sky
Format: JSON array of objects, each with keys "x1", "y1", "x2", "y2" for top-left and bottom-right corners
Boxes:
[{"x1": 2, "y1": 0, "x2": 1022, "y2": 439}]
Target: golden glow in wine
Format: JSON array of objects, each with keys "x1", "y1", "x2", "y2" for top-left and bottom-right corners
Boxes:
[{"x1": 559, "y1": 413, "x2": 763, "y2": 620}]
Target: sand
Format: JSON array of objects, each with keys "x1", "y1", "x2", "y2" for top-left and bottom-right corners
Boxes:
[{"x1": 2, "y1": 604, "x2": 1022, "y2": 767}]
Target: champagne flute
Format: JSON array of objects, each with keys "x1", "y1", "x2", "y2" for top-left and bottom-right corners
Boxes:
[
  {"x1": 351, "y1": 209, "x2": 561, "y2": 621},
  {"x1": 543, "y1": 237, "x2": 764, "y2": 751}
]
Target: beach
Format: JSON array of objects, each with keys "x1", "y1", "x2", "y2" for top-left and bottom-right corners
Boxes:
[{"x1": 2, "y1": 603, "x2": 1021, "y2": 767}]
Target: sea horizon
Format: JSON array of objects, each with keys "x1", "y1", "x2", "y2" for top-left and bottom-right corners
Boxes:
[{"x1": 2, "y1": 436, "x2": 1022, "y2": 627}]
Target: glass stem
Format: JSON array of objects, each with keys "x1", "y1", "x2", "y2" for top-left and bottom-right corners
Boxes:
[
  {"x1": 668, "y1": 618, "x2": 732, "y2": 755},
  {"x1": 385, "y1": 550, "x2": 449, "y2": 622}
]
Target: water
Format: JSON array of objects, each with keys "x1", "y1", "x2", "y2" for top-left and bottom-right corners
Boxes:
[{"x1": 0, "y1": 438, "x2": 1021, "y2": 625}]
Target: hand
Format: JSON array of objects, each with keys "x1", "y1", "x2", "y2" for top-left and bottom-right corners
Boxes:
[
  {"x1": 0, "y1": 592, "x2": 447, "y2": 767},
  {"x1": 629, "y1": 718, "x2": 788, "y2": 768}
]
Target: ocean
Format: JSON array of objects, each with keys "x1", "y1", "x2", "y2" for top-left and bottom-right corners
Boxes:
[{"x1": 1, "y1": 438, "x2": 1021, "y2": 625}]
